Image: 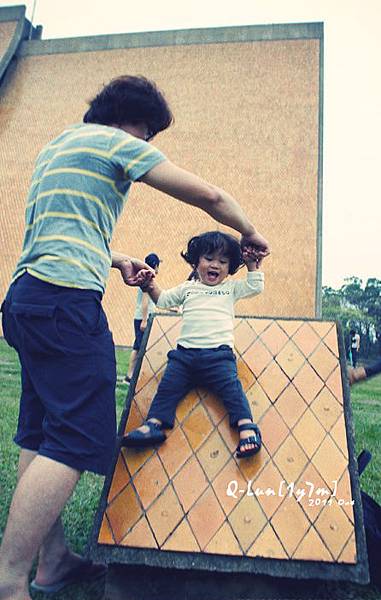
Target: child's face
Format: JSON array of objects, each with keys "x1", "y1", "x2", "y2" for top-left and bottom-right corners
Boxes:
[{"x1": 197, "y1": 251, "x2": 230, "y2": 286}]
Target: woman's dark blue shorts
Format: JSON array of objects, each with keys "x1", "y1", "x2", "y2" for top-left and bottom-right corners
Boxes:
[{"x1": 1, "y1": 273, "x2": 117, "y2": 475}]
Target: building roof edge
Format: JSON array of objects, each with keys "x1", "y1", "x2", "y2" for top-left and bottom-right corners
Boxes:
[{"x1": 18, "y1": 21, "x2": 324, "y2": 57}]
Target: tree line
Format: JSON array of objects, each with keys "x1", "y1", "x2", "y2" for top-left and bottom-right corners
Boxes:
[{"x1": 322, "y1": 277, "x2": 381, "y2": 360}]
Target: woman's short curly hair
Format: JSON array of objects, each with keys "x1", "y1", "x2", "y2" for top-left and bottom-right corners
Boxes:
[
  {"x1": 83, "y1": 75, "x2": 173, "y2": 137},
  {"x1": 181, "y1": 231, "x2": 243, "y2": 275}
]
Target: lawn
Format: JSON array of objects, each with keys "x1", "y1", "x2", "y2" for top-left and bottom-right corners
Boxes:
[
  {"x1": 351, "y1": 372, "x2": 381, "y2": 504},
  {"x1": 0, "y1": 338, "x2": 380, "y2": 600}
]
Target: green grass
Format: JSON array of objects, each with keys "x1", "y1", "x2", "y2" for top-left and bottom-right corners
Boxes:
[
  {"x1": 0, "y1": 339, "x2": 380, "y2": 599},
  {"x1": 351, "y1": 372, "x2": 381, "y2": 503}
]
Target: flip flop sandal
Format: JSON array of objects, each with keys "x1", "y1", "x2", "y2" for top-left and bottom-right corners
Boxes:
[
  {"x1": 30, "y1": 560, "x2": 107, "y2": 594},
  {"x1": 235, "y1": 422, "x2": 262, "y2": 459},
  {"x1": 121, "y1": 420, "x2": 166, "y2": 448}
]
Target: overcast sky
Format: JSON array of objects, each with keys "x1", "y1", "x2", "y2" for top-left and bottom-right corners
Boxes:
[{"x1": 1, "y1": 0, "x2": 380, "y2": 289}]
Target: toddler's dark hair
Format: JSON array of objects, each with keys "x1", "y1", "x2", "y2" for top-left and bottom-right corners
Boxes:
[
  {"x1": 187, "y1": 269, "x2": 199, "y2": 281},
  {"x1": 181, "y1": 231, "x2": 243, "y2": 275},
  {"x1": 83, "y1": 75, "x2": 173, "y2": 138}
]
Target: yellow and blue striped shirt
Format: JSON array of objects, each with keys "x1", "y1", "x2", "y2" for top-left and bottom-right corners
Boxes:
[{"x1": 13, "y1": 123, "x2": 166, "y2": 292}]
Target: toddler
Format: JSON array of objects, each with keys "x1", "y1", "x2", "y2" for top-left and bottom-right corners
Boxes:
[{"x1": 122, "y1": 231, "x2": 264, "y2": 458}]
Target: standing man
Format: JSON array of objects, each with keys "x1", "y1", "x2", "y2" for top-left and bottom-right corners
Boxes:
[
  {"x1": 0, "y1": 75, "x2": 269, "y2": 600},
  {"x1": 124, "y1": 252, "x2": 161, "y2": 384},
  {"x1": 350, "y1": 329, "x2": 361, "y2": 367}
]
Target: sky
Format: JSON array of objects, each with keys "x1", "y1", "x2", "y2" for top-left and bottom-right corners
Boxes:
[{"x1": 1, "y1": 0, "x2": 380, "y2": 289}]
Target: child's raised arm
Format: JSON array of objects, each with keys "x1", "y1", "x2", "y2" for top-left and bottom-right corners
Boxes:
[
  {"x1": 242, "y1": 246, "x2": 264, "y2": 272},
  {"x1": 139, "y1": 269, "x2": 162, "y2": 303},
  {"x1": 231, "y1": 246, "x2": 264, "y2": 300},
  {"x1": 139, "y1": 270, "x2": 186, "y2": 308}
]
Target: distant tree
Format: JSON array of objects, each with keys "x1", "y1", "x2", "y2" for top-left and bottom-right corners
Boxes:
[
  {"x1": 322, "y1": 277, "x2": 381, "y2": 359},
  {"x1": 363, "y1": 278, "x2": 381, "y2": 335}
]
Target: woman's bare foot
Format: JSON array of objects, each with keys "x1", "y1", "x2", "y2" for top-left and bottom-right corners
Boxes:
[{"x1": 34, "y1": 550, "x2": 104, "y2": 586}]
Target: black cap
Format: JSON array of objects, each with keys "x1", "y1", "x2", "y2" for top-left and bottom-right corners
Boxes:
[{"x1": 145, "y1": 253, "x2": 161, "y2": 268}]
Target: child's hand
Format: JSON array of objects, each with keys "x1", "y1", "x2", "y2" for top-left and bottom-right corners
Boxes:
[
  {"x1": 117, "y1": 257, "x2": 155, "y2": 286},
  {"x1": 241, "y1": 231, "x2": 270, "y2": 259},
  {"x1": 242, "y1": 246, "x2": 263, "y2": 270},
  {"x1": 137, "y1": 269, "x2": 155, "y2": 290}
]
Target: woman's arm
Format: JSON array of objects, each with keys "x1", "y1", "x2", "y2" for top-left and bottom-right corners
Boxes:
[{"x1": 140, "y1": 161, "x2": 270, "y2": 259}]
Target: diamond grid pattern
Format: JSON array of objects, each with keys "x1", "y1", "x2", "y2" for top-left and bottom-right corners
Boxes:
[
  {"x1": 98, "y1": 316, "x2": 357, "y2": 566},
  {"x1": 275, "y1": 340, "x2": 306, "y2": 379},
  {"x1": 292, "y1": 322, "x2": 321, "y2": 357}
]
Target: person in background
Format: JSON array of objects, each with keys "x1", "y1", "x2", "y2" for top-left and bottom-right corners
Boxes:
[
  {"x1": 350, "y1": 329, "x2": 361, "y2": 367},
  {"x1": 124, "y1": 253, "x2": 161, "y2": 383}
]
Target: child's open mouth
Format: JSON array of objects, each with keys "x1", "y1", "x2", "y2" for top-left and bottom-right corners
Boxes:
[{"x1": 207, "y1": 270, "x2": 219, "y2": 282}]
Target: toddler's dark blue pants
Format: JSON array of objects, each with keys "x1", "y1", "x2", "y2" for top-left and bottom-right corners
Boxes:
[{"x1": 147, "y1": 344, "x2": 252, "y2": 428}]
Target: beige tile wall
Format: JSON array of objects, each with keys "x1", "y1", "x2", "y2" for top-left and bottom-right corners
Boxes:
[{"x1": 0, "y1": 38, "x2": 320, "y2": 345}]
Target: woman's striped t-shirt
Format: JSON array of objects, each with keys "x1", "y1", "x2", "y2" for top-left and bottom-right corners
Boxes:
[{"x1": 12, "y1": 123, "x2": 166, "y2": 293}]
